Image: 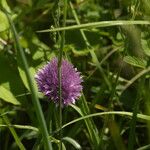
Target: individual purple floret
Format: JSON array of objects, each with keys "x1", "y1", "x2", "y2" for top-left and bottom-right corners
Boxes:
[{"x1": 35, "y1": 57, "x2": 83, "y2": 106}]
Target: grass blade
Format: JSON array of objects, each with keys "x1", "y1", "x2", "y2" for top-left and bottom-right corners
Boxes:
[
  {"x1": 3, "y1": 9, "x2": 52, "y2": 150},
  {"x1": 69, "y1": 1, "x2": 111, "y2": 90},
  {"x1": 62, "y1": 137, "x2": 81, "y2": 149},
  {"x1": 0, "y1": 124, "x2": 39, "y2": 132},
  {"x1": 37, "y1": 20, "x2": 150, "y2": 32},
  {"x1": 61, "y1": 111, "x2": 150, "y2": 129},
  {"x1": 128, "y1": 79, "x2": 143, "y2": 150},
  {"x1": 2, "y1": 116, "x2": 26, "y2": 150},
  {"x1": 57, "y1": 0, "x2": 67, "y2": 149}
]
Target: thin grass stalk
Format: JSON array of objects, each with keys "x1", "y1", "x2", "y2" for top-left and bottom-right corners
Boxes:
[
  {"x1": 4, "y1": 9, "x2": 52, "y2": 150},
  {"x1": 96, "y1": 19, "x2": 125, "y2": 149},
  {"x1": 128, "y1": 80, "x2": 142, "y2": 150},
  {"x1": 137, "y1": 144, "x2": 150, "y2": 150},
  {"x1": 69, "y1": 2, "x2": 111, "y2": 90},
  {"x1": 80, "y1": 95, "x2": 100, "y2": 147},
  {"x1": 0, "y1": 124, "x2": 38, "y2": 132},
  {"x1": 145, "y1": 79, "x2": 150, "y2": 143},
  {"x1": 37, "y1": 21, "x2": 150, "y2": 33},
  {"x1": 3, "y1": 116, "x2": 26, "y2": 150},
  {"x1": 70, "y1": 103, "x2": 97, "y2": 147},
  {"x1": 121, "y1": 67, "x2": 150, "y2": 95},
  {"x1": 103, "y1": 66, "x2": 126, "y2": 150},
  {"x1": 70, "y1": 2, "x2": 100, "y2": 147},
  {"x1": 58, "y1": 0, "x2": 67, "y2": 149},
  {"x1": 51, "y1": 111, "x2": 150, "y2": 134}
]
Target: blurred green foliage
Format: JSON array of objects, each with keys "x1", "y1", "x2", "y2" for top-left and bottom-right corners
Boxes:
[{"x1": 0, "y1": 0, "x2": 150, "y2": 149}]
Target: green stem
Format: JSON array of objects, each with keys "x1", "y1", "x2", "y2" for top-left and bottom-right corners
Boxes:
[
  {"x1": 128, "y1": 80, "x2": 142, "y2": 150},
  {"x1": 4, "y1": 9, "x2": 52, "y2": 150},
  {"x1": 57, "y1": 0, "x2": 67, "y2": 149},
  {"x1": 121, "y1": 67, "x2": 150, "y2": 95},
  {"x1": 70, "y1": 2, "x2": 111, "y2": 90},
  {"x1": 3, "y1": 116, "x2": 26, "y2": 150}
]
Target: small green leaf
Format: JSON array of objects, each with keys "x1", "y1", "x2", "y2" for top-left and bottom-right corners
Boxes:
[
  {"x1": 0, "y1": 86, "x2": 20, "y2": 105},
  {"x1": 123, "y1": 56, "x2": 147, "y2": 68},
  {"x1": 1, "y1": 0, "x2": 11, "y2": 13},
  {"x1": 141, "y1": 39, "x2": 150, "y2": 56},
  {"x1": 32, "y1": 50, "x2": 42, "y2": 60},
  {"x1": 18, "y1": 67, "x2": 30, "y2": 91},
  {"x1": 18, "y1": 67, "x2": 36, "y2": 91},
  {"x1": 0, "y1": 10, "x2": 9, "y2": 32}
]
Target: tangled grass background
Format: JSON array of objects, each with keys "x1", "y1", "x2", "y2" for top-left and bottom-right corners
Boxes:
[{"x1": 0, "y1": 0, "x2": 150, "y2": 150}]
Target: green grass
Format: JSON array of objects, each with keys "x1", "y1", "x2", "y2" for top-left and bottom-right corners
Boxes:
[{"x1": 0, "y1": 0, "x2": 150, "y2": 150}]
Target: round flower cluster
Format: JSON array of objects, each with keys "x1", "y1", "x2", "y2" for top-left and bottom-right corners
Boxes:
[{"x1": 35, "y1": 57, "x2": 83, "y2": 106}]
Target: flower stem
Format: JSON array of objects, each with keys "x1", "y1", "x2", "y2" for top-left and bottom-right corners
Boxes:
[{"x1": 58, "y1": 0, "x2": 67, "y2": 149}]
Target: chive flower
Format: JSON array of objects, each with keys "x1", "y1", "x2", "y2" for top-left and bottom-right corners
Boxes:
[{"x1": 35, "y1": 57, "x2": 83, "y2": 106}]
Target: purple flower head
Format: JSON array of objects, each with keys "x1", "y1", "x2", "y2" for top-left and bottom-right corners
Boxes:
[{"x1": 35, "y1": 57, "x2": 83, "y2": 106}]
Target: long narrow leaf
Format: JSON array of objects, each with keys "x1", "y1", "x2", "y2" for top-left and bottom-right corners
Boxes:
[
  {"x1": 61, "y1": 111, "x2": 150, "y2": 129},
  {"x1": 3, "y1": 116, "x2": 26, "y2": 150},
  {"x1": 38, "y1": 20, "x2": 150, "y2": 32},
  {"x1": 3, "y1": 9, "x2": 52, "y2": 150}
]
